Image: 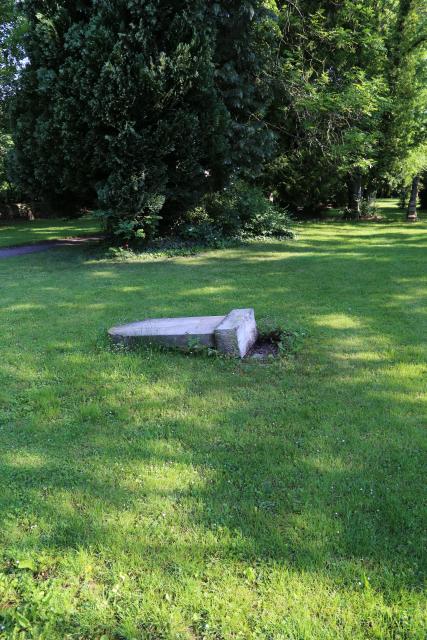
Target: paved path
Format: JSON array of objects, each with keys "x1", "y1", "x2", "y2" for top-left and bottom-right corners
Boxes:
[{"x1": 0, "y1": 236, "x2": 103, "y2": 259}]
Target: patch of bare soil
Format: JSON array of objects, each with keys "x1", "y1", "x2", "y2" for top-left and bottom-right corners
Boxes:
[{"x1": 246, "y1": 331, "x2": 281, "y2": 360}]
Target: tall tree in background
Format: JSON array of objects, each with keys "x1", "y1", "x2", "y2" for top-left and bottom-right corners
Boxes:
[
  {"x1": 376, "y1": 0, "x2": 427, "y2": 220},
  {"x1": 11, "y1": 1, "x2": 277, "y2": 238},
  {"x1": 0, "y1": 0, "x2": 26, "y2": 201},
  {"x1": 263, "y1": 0, "x2": 391, "y2": 215}
]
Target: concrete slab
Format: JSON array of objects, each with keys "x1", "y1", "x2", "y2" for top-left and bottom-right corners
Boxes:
[
  {"x1": 108, "y1": 315, "x2": 226, "y2": 350},
  {"x1": 215, "y1": 308, "x2": 258, "y2": 358}
]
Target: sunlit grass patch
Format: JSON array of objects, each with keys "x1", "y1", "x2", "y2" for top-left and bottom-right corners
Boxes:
[
  {"x1": 0, "y1": 200, "x2": 425, "y2": 638},
  {"x1": 0, "y1": 216, "x2": 100, "y2": 247}
]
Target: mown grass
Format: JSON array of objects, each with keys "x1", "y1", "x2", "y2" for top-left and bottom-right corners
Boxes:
[
  {"x1": 319, "y1": 197, "x2": 420, "y2": 222},
  {"x1": 0, "y1": 216, "x2": 100, "y2": 247},
  {"x1": 0, "y1": 201, "x2": 425, "y2": 639}
]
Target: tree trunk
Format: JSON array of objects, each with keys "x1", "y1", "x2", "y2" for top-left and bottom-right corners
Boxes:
[
  {"x1": 420, "y1": 177, "x2": 427, "y2": 210},
  {"x1": 348, "y1": 173, "x2": 362, "y2": 218},
  {"x1": 407, "y1": 175, "x2": 419, "y2": 221}
]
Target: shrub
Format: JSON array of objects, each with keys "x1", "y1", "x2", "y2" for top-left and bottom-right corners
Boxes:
[
  {"x1": 95, "y1": 191, "x2": 165, "y2": 245},
  {"x1": 359, "y1": 198, "x2": 376, "y2": 218},
  {"x1": 179, "y1": 182, "x2": 293, "y2": 241},
  {"x1": 341, "y1": 197, "x2": 376, "y2": 220}
]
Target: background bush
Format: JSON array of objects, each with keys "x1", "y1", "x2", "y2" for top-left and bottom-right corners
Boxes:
[{"x1": 178, "y1": 181, "x2": 293, "y2": 242}]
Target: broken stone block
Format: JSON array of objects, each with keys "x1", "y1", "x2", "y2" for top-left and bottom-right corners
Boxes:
[
  {"x1": 108, "y1": 309, "x2": 258, "y2": 357},
  {"x1": 214, "y1": 308, "x2": 258, "y2": 358}
]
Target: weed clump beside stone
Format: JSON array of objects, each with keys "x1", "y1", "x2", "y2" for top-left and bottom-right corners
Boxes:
[{"x1": 247, "y1": 324, "x2": 307, "y2": 361}]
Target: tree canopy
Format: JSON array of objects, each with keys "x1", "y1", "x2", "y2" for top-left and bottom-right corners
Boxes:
[
  {"x1": 0, "y1": 0, "x2": 26, "y2": 198},
  {"x1": 2, "y1": 0, "x2": 426, "y2": 234}
]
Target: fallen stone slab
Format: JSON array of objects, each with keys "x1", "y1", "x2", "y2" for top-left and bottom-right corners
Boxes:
[
  {"x1": 109, "y1": 309, "x2": 258, "y2": 357},
  {"x1": 109, "y1": 315, "x2": 226, "y2": 350}
]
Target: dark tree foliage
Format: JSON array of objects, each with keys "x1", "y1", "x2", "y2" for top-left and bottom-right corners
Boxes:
[
  {"x1": 0, "y1": 0, "x2": 26, "y2": 202},
  {"x1": 7, "y1": 1, "x2": 426, "y2": 227},
  {"x1": 12, "y1": 1, "x2": 276, "y2": 234}
]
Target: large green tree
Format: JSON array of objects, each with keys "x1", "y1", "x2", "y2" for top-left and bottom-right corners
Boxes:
[
  {"x1": 12, "y1": 1, "x2": 276, "y2": 237},
  {"x1": 261, "y1": 0, "x2": 426, "y2": 218},
  {"x1": 262, "y1": 0, "x2": 392, "y2": 215},
  {"x1": 0, "y1": 0, "x2": 26, "y2": 201},
  {"x1": 376, "y1": 0, "x2": 427, "y2": 219}
]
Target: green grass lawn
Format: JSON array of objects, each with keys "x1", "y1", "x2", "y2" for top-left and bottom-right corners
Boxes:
[
  {"x1": 0, "y1": 216, "x2": 101, "y2": 247},
  {"x1": 321, "y1": 197, "x2": 422, "y2": 222},
  {"x1": 0, "y1": 201, "x2": 425, "y2": 639}
]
